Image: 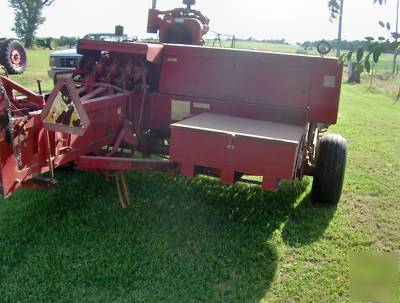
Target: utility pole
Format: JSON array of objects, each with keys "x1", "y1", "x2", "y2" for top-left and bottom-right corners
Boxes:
[
  {"x1": 336, "y1": 0, "x2": 344, "y2": 58},
  {"x1": 393, "y1": 0, "x2": 399, "y2": 75}
]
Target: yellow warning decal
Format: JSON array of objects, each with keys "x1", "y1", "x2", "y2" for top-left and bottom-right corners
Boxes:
[{"x1": 44, "y1": 86, "x2": 83, "y2": 128}]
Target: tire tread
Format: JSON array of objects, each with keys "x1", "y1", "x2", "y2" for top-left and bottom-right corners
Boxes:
[
  {"x1": 0, "y1": 39, "x2": 27, "y2": 75},
  {"x1": 311, "y1": 134, "x2": 347, "y2": 204}
]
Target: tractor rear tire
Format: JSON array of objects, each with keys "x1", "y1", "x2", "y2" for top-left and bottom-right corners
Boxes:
[
  {"x1": 47, "y1": 38, "x2": 58, "y2": 50},
  {"x1": 0, "y1": 39, "x2": 27, "y2": 75},
  {"x1": 311, "y1": 134, "x2": 347, "y2": 205}
]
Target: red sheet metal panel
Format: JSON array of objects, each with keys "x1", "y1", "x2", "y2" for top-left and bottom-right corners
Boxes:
[
  {"x1": 309, "y1": 58, "x2": 343, "y2": 124},
  {"x1": 170, "y1": 113, "x2": 305, "y2": 190},
  {"x1": 159, "y1": 45, "x2": 342, "y2": 124},
  {"x1": 78, "y1": 40, "x2": 164, "y2": 63},
  {"x1": 160, "y1": 45, "x2": 311, "y2": 107}
]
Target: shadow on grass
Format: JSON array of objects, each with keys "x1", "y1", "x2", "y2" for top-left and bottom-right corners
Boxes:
[
  {"x1": 0, "y1": 171, "x2": 333, "y2": 302},
  {"x1": 281, "y1": 194, "x2": 337, "y2": 247}
]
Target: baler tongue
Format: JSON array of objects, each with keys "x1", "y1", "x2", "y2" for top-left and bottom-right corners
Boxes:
[{"x1": 41, "y1": 79, "x2": 90, "y2": 136}]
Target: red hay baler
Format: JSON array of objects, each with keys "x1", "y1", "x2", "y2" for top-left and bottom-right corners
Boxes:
[{"x1": 0, "y1": 1, "x2": 347, "y2": 206}]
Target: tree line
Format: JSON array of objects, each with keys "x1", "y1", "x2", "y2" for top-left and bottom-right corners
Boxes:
[{"x1": 299, "y1": 40, "x2": 377, "y2": 52}]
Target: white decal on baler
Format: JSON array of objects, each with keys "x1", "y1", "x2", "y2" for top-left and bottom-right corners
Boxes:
[
  {"x1": 171, "y1": 100, "x2": 191, "y2": 121},
  {"x1": 323, "y1": 75, "x2": 336, "y2": 88},
  {"x1": 193, "y1": 103, "x2": 210, "y2": 110}
]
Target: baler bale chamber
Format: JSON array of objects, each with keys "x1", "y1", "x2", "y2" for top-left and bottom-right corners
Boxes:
[{"x1": 0, "y1": 0, "x2": 347, "y2": 205}]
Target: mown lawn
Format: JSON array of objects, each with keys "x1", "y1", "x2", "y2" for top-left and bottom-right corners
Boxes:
[
  {"x1": 1, "y1": 49, "x2": 399, "y2": 302},
  {"x1": 9, "y1": 49, "x2": 54, "y2": 92}
]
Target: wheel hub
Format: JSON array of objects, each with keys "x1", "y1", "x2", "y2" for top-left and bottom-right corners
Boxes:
[{"x1": 10, "y1": 48, "x2": 23, "y2": 66}]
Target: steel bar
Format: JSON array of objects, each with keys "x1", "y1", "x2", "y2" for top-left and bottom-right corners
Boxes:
[{"x1": 78, "y1": 156, "x2": 176, "y2": 172}]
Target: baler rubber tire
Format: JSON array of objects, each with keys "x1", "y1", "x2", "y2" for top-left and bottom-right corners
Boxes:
[
  {"x1": 0, "y1": 39, "x2": 27, "y2": 75},
  {"x1": 311, "y1": 134, "x2": 347, "y2": 205}
]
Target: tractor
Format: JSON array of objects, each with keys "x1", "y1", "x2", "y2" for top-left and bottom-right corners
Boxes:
[
  {"x1": 0, "y1": 0, "x2": 347, "y2": 206},
  {"x1": 35, "y1": 37, "x2": 58, "y2": 50},
  {"x1": 0, "y1": 38, "x2": 27, "y2": 74},
  {"x1": 147, "y1": 0, "x2": 209, "y2": 45}
]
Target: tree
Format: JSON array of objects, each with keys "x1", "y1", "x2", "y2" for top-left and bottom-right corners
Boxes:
[
  {"x1": 328, "y1": 0, "x2": 400, "y2": 99},
  {"x1": 328, "y1": 0, "x2": 341, "y2": 20},
  {"x1": 328, "y1": 0, "x2": 398, "y2": 74},
  {"x1": 9, "y1": 0, "x2": 56, "y2": 48},
  {"x1": 329, "y1": 0, "x2": 386, "y2": 17}
]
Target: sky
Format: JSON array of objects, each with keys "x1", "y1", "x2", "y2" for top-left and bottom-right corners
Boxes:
[{"x1": 0, "y1": 0, "x2": 396, "y2": 43}]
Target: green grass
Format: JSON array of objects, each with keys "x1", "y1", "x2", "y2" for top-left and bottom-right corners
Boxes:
[
  {"x1": 9, "y1": 49, "x2": 54, "y2": 92},
  {"x1": 1, "y1": 48, "x2": 399, "y2": 302},
  {"x1": 372, "y1": 53, "x2": 396, "y2": 74},
  {"x1": 205, "y1": 40, "x2": 301, "y2": 54},
  {"x1": 231, "y1": 41, "x2": 300, "y2": 53}
]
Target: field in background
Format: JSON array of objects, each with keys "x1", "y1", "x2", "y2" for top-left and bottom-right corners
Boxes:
[
  {"x1": 9, "y1": 49, "x2": 53, "y2": 92},
  {"x1": 206, "y1": 40, "x2": 300, "y2": 53},
  {"x1": 1, "y1": 45, "x2": 399, "y2": 302},
  {"x1": 369, "y1": 53, "x2": 397, "y2": 74}
]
